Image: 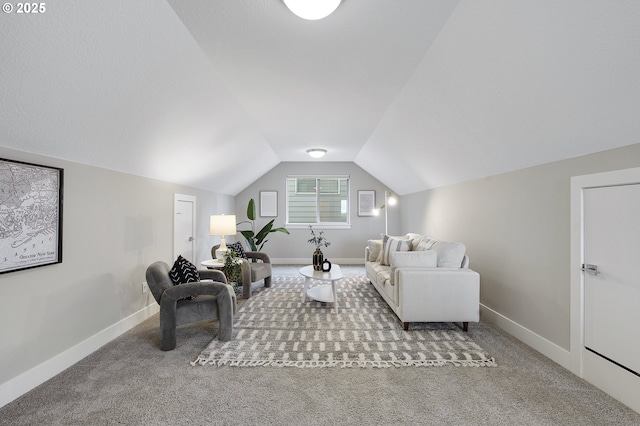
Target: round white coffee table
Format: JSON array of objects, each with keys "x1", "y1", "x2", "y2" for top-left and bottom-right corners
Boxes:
[{"x1": 299, "y1": 264, "x2": 343, "y2": 313}]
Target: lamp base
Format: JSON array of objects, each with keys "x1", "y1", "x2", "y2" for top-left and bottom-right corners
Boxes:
[{"x1": 216, "y1": 237, "x2": 228, "y2": 261}]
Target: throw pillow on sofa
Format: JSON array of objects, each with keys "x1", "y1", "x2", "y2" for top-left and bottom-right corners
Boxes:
[
  {"x1": 415, "y1": 235, "x2": 438, "y2": 251},
  {"x1": 381, "y1": 235, "x2": 412, "y2": 266},
  {"x1": 367, "y1": 239, "x2": 383, "y2": 262},
  {"x1": 431, "y1": 241, "x2": 466, "y2": 268}
]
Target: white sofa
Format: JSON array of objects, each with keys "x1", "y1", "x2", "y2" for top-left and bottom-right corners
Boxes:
[{"x1": 365, "y1": 233, "x2": 480, "y2": 331}]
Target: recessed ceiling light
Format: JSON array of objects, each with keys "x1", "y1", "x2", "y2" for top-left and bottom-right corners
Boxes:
[
  {"x1": 306, "y1": 149, "x2": 327, "y2": 158},
  {"x1": 284, "y1": 0, "x2": 341, "y2": 21}
]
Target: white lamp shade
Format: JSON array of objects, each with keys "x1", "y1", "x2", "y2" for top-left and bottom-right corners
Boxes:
[
  {"x1": 284, "y1": 0, "x2": 341, "y2": 20},
  {"x1": 210, "y1": 214, "x2": 237, "y2": 236}
]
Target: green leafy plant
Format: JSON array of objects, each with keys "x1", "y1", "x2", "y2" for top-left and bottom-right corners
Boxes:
[
  {"x1": 223, "y1": 249, "x2": 243, "y2": 290},
  {"x1": 307, "y1": 225, "x2": 330, "y2": 248},
  {"x1": 237, "y1": 198, "x2": 289, "y2": 251}
]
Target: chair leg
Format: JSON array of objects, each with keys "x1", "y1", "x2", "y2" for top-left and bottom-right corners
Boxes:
[
  {"x1": 243, "y1": 281, "x2": 252, "y2": 299},
  {"x1": 403, "y1": 322, "x2": 410, "y2": 331},
  {"x1": 463, "y1": 322, "x2": 469, "y2": 332},
  {"x1": 264, "y1": 276, "x2": 272, "y2": 288},
  {"x1": 160, "y1": 319, "x2": 177, "y2": 351}
]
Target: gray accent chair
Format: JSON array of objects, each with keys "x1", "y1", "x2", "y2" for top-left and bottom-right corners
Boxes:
[
  {"x1": 211, "y1": 244, "x2": 272, "y2": 299},
  {"x1": 145, "y1": 261, "x2": 237, "y2": 351}
]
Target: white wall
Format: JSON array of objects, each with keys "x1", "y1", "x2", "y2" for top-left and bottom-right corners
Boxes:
[
  {"x1": 401, "y1": 143, "x2": 640, "y2": 352},
  {"x1": 235, "y1": 162, "x2": 399, "y2": 263},
  {"x1": 0, "y1": 147, "x2": 233, "y2": 407}
]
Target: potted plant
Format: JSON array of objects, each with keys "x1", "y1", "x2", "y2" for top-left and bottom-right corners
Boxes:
[
  {"x1": 223, "y1": 250, "x2": 243, "y2": 294},
  {"x1": 237, "y1": 198, "x2": 289, "y2": 252}
]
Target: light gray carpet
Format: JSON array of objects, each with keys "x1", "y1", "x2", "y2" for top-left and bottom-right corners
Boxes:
[{"x1": 1, "y1": 266, "x2": 639, "y2": 425}]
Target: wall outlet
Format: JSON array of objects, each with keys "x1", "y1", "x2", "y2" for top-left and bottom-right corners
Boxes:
[{"x1": 142, "y1": 281, "x2": 149, "y2": 294}]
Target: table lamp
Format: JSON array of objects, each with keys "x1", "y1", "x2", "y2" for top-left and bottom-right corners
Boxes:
[{"x1": 210, "y1": 214, "x2": 237, "y2": 261}]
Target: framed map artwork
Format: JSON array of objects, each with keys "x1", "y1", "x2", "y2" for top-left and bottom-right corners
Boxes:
[{"x1": 0, "y1": 158, "x2": 63, "y2": 274}]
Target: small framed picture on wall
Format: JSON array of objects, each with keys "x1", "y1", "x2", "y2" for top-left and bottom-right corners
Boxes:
[
  {"x1": 260, "y1": 191, "x2": 278, "y2": 217},
  {"x1": 358, "y1": 190, "x2": 376, "y2": 216}
]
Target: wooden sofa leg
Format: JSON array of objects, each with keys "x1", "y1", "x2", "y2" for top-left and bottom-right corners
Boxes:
[
  {"x1": 403, "y1": 322, "x2": 409, "y2": 331},
  {"x1": 463, "y1": 322, "x2": 468, "y2": 332}
]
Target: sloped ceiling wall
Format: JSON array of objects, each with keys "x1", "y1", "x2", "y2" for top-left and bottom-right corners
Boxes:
[{"x1": 1, "y1": 1, "x2": 639, "y2": 195}]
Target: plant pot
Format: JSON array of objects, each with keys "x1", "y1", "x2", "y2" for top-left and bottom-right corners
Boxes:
[{"x1": 313, "y1": 248, "x2": 324, "y2": 271}]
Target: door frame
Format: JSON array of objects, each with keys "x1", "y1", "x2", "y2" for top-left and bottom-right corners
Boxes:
[
  {"x1": 570, "y1": 166, "x2": 640, "y2": 413},
  {"x1": 174, "y1": 193, "x2": 197, "y2": 262}
]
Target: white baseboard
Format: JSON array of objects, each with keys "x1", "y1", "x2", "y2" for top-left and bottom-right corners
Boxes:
[
  {"x1": 0, "y1": 303, "x2": 159, "y2": 409},
  {"x1": 271, "y1": 258, "x2": 364, "y2": 265},
  {"x1": 480, "y1": 303, "x2": 577, "y2": 374}
]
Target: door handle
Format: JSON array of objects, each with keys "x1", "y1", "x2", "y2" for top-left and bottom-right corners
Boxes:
[{"x1": 581, "y1": 263, "x2": 599, "y2": 275}]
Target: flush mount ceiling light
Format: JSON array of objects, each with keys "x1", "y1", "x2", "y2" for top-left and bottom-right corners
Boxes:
[
  {"x1": 284, "y1": 0, "x2": 341, "y2": 20},
  {"x1": 306, "y1": 148, "x2": 327, "y2": 158}
]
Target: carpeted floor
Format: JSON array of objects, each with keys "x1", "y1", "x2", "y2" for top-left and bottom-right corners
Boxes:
[{"x1": 1, "y1": 266, "x2": 639, "y2": 425}]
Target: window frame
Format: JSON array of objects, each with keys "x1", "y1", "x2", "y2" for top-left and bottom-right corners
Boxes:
[{"x1": 285, "y1": 174, "x2": 351, "y2": 229}]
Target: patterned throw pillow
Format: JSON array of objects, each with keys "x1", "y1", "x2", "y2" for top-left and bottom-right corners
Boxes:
[
  {"x1": 415, "y1": 236, "x2": 438, "y2": 251},
  {"x1": 169, "y1": 255, "x2": 200, "y2": 300},
  {"x1": 381, "y1": 235, "x2": 412, "y2": 266},
  {"x1": 226, "y1": 242, "x2": 248, "y2": 259}
]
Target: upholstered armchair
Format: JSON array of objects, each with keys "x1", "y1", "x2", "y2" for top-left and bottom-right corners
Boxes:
[
  {"x1": 145, "y1": 261, "x2": 237, "y2": 351},
  {"x1": 211, "y1": 244, "x2": 272, "y2": 299}
]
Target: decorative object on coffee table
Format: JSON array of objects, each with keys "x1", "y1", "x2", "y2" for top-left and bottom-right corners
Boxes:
[{"x1": 308, "y1": 225, "x2": 330, "y2": 271}]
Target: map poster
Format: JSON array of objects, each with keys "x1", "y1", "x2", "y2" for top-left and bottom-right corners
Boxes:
[{"x1": 0, "y1": 158, "x2": 63, "y2": 274}]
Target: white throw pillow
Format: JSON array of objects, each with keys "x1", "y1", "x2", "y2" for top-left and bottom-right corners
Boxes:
[
  {"x1": 431, "y1": 240, "x2": 466, "y2": 268},
  {"x1": 367, "y1": 239, "x2": 383, "y2": 262},
  {"x1": 405, "y1": 233, "x2": 424, "y2": 251},
  {"x1": 381, "y1": 235, "x2": 412, "y2": 266}
]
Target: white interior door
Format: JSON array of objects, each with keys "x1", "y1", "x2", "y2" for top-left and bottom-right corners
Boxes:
[
  {"x1": 174, "y1": 194, "x2": 196, "y2": 263},
  {"x1": 583, "y1": 184, "x2": 640, "y2": 376}
]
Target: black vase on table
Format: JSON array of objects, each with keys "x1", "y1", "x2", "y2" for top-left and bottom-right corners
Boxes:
[{"x1": 313, "y1": 248, "x2": 324, "y2": 271}]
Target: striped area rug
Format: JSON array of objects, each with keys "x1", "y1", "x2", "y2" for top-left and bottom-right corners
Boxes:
[{"x1": 191, "y1": 275, "x2": 496, "y2": 368}]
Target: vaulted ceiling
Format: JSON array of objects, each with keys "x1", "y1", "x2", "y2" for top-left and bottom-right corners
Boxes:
[{"x1": 2, "y1": 1, "x2": 639, "y2": 195}]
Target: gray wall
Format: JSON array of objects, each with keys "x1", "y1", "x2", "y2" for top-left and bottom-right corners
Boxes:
[
  {"x1": 400, "y1": 143, "x2": 640, "y2": 349},
  {"x1": 235, "y1": 162, "x2": 398, "y2": 263},
  {"x1": 0, "y1": 147, "x2": 233, "y2": 387}
]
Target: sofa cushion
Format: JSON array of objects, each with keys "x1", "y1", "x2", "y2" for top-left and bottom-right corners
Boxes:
[
  {"x1": 389, "y1": 250, "x2": 437, "y2": 285},
  {"x1": 367, "y1": 239, "x2": 383, "y2": 262},
  {"x1": 431, "y1": 241, "x2": 466, "y2": 268},
  {"x1": 415, "y1": 236, "x2": 438, "y2": 251},
  {"x1": 390, "y1": 250, "x2": 438, "y2": 269},
  {"x1": 381, "y1": 235, "x2": 412, "y2": 266}
]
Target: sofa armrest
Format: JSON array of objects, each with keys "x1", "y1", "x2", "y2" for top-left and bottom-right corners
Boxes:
[
  {"x1": 198, "y1": 269, "x2": 227, "y2": 283},
  {"x1": 246, "y1": 251, "x2": 270, "y2": 263},
  {"x1": 395, "y1": 268, "x2": 480, "y2": 323}
]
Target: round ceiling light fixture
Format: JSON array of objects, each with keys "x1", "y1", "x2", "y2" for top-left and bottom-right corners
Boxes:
[
  {"x1": 306, "y1": 148, "x2": 327, "y2": 158},
  {"x1": 284, "y1": 0, "x2": 341, "y2": 21}
]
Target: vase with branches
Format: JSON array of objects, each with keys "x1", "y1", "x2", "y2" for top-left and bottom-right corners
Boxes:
[{"x1": 308, "y1": 225, "x2": 330, "y2": 270}]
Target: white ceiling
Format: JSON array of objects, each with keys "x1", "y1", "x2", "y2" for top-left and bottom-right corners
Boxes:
[{"x1": 1, "y1": 1, "x2": 639, "y2": 195}]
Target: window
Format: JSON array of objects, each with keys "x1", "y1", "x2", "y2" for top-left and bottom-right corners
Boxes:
[{"x1": 286, "y1": 175, "x2": 350, "y2": 228}]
